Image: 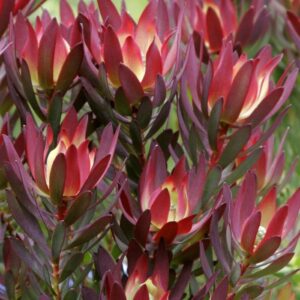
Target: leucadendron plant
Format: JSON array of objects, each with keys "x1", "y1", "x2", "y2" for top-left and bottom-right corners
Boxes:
[{"x1": 1, "y1": 0, "x2": 300, "y2": 299}]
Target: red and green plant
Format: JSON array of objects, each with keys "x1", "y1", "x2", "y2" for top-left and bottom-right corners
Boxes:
[{"x1": 1, "y1": 0, "x2": 300, "y2": 299}]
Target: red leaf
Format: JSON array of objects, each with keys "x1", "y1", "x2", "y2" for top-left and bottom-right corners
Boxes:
[
  {"x1": 98, "y1": 0, "x2": 121, "y2": 30},
  {"x1": 153, "y1": 222, "x2": 177, "y2": 244},
  {"x1": 262, "y1": 206, "x2": 288, "y2": 242},
  {"x1": 81, "y1": 155, "x2": 111, "y2": 192},
  {"x1": 206, "y1": 7, "x2": 223, "y2": 52},
  {"x1": 134, "y1": 210, "x2": 151, "y2": 247},
  {"x1": 119, "y1": 63, "x2": 144, "y2": 104},
  {"x1": 49, "y1": 153, "x2": 66, "y2": 204},
  {"x1": 103, "y1": 26, "x2": 123, "y2": 85},
  {"x1": 284, "y1": 188, "x2": 300, "y2": 237},
  {"x1": 141, "y1": 41, "x2": 163, "y2": 89},
  {"x1": 251, "y1": 236, "x2": 281, "y2": 263},
  {"x1": 64, "y1": 145, "x2": 81, "y2": 196},
  {"x1": 223, "y1": 61, "x2": 254, "y2": 123},
  {"x1": 38, "y1": 19, "x2": 58, "y2": 89},
  {"x1": 150, "y1": 189, "x2": 170, "y2": 228},
  {"x1": 241, "y1": 211, "x2": 261, "y2": 253}
]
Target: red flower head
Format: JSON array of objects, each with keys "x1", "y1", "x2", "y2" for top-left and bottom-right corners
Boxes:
[
  {"x1": 124, "y1": 254, "x2": 169, "y2": 300},
  {"x1": 95, "y1": 0, "x2": 179, "y2": 104},
  {"x1": 0, "y1": 0, "x2": 31, "y2": 37},
  {"x1": 12, "y1": 12, "x2": 83, "y2": 92},
  {"x1": 175, "y1": 0, "x2": 269, "y2": 53},
  {"x1": 207, "y1": 41, "x2": 297, "y2": 125},
  {"x1": 24, "y1": 108, "x2": 119, "y2": 199},
  {"x1": 103, "y1": 246, "x2": 170, "y2": 300},
  {"x1": 237, "y1": 130, "x2": 288, "y2": 192},
  {"x1": 231, "y1": 172, "x2": 300, "y2": 265},
  {"x1": 126, "y1": 146, "x2": 205, "y2": 244}
]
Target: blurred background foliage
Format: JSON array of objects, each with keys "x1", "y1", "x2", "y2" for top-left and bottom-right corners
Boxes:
[{"x1": 37, "y1": 0, "x2": 300, "y2": 297}]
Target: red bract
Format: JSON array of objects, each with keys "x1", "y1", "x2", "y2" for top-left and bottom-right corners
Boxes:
[
  {"x1": 124, "y1": 254, "x2": 169, "y2": 300},
  {"x1": 97, "y1": 0, "x2": 179, "y2": 103},
  {"x1": 175, "y1": 0, "x2": 269, "y2": 53},
  {"x1": 120, "y1": 147, "x2": 205, "y2": 244},
  {"x1": 237, "y1": 130, "x2": 287, "y2": 192},
  {"x1": 12, "y1": 12, "x2": 83, "y2": 92},
  {"x1": 0, "y1": 0, "x2": 31, "y2": 37},
  {"x1": 24, "y1": 109, "x2": 119, "y2": 198},
  {"x1": 287, "y1": 10, "x2": 300, "y2": 51},
  {"x1": 207, "y1": 41, "x2": 297, "y2": 125},
  {"x1": 231, "y1": 172, "x2": 300, "y2": 264}
]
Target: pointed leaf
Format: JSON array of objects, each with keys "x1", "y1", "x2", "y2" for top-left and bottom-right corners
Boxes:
[
  {"x1": 51, "y1": 222, "x2": 66, "y2": 263},
  {"x1": 49, "y1": 153, "x2": 66, "y2": 204},
  {"x1": 66, "y1": 214, "x2": 112, "y2": 249},
  {"x1": 219, "y1": 126, "x2": 251, "y2": 168},
  {"x1": 59, "y1": 252, "x2": 83, "y2": 282},
  {"x1": 64, "y1": 192, "x2": 92, "y2": 226}
]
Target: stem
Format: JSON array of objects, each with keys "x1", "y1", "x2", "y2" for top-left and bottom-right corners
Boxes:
[
  {"x1": 56, "y1": 200, "x2": 67, "y2": 221},
  {"x1": 52, "y1": 261, "x2": 61, "y2": 300}
]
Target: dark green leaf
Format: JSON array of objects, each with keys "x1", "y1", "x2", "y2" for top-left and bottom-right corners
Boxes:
[
  {"x1": 49, "y1": 154, "x2": 66, "y2": 205},
  {"x1": 115, "y1": 87, "x2": 131, "y2": 116},
  {"x1": 66, "y1": 215, "x2": 112, "y2": 249},
  {"x1": 137, "y1": 97, "x2": 153, "y2": 129},
  {"x1": 59, "y1": 252, "x2": 83, "y2": 282},
  {"x1": 208, "y1": 98, "x2": 223, "y2": 150},
  {"x1": 130, "y1": 121, "x2": 142, "y2": 154},
  {"x1": 51, "y1": 222, "x2": 66, "y2": 263},
  {"x1": 218, "y1": 126, "x2": 251, "y2": 168},
  {"x1": 224, "y1": 147, "x2": 262, "y2": 185},
  {"x1": 64, "y1": 192, "x2": 92, "y2": 226}
]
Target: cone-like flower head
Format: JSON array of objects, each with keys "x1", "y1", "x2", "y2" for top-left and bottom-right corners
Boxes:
[
  {"x1": 13, "y1": 12, "x2": 83, "y2": 92},
  {"x1": 208, "y1": 41, "x2": 297, "y2": 125},
  {"x1": 25, "y1": 108, "x2": 119, "y2": 198},
  {"x1": 137, "y1": 147, "x2": 204, "y2": 244},
  {"x1": 96, "y1": 0, "x2": 178, "y2": 103},
  {"x1": 231, "y1": 172, "x2": 300, "y2": 263}
]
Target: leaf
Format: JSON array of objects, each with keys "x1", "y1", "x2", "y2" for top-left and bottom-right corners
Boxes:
[
  {"x1": 170, "y1": 262, "x2": 193, "y2": 300},
  {"x1": 38, "y1": 19, "x2": 58, "y2": 89},
  {"x1": 153, "y1": 74, "x2": 166, "y2": 107},
  {"x1": 212, "y1": 277, "x2": 228, "y2": 300},
  {"x1": 56, "y1": 43, "x2": 83, "y2": 94},
  {"x1": 20, "y1": 60, "x2": 45, "y2": 121},
  {"x1": 134, "y1": 210, "x2": 151, "y2": 247},
  {"x1": 208, "y1": 98, "x2": 223, "y2": 151},
  {"x1": 210, "y1": 213, "x2": 230, "y2": 274},
  {"x1": 224, "y1": 147, "x2": 262, "y2": 185},
  {"x1": 10, "y1": 238, "x2": 44, "y2": 279},
  {"x1": 51, "y1": 222, "x2": 66, "y2": 263},
  {"x1": 115, "y1": 87, "x2": 132, "y2": 116},
  {"x1": 241, "y1": 211, "x2": 261, "y2": 253},
  {"x1": 48, "y1": 93, "x2": 63, "y2": 140},
  {"x1": 200, "y1": 166, "x2": 222, "y2": 208},
  {"x1": 146, "y1": 100, "x2": 171, "y2": 139},
  {"x1": 137, "y1": 97, "x2": 153, "y2": 129},
  {"x1": 49, "y1": 153, "x2": 66, "y2": 204},
  {"x1": 64, "y1": 192, "x2": 92, "y2": 226},
  {"x1": 66, "y1": 214, "x2": 112, "y2": 249},
  {"x1": 235, "y1": 285, "x2": 263, "y2": 299},
  {"x1": 250, "y1": 236, "x2": 281, "y2": 264},
  {"x1": 6, "y1": 190, "x2": 49, "y2": 255},
  {"x1": 130, "y1": 121, "x2": 143, "y2": 154},
  {"x1": 218, "y1": 126, "x2": 251, "y2": 168},
  {"x1": 94, "y1": 246, "x2": 116, "y2": 279},
  {"x1": 59, "y1": 252, "x2": 83, "y2": 282},
  {"x1": 248, "y1": 252, "x2": 294, "y2": 278},
  {"x1": 119, "y1": 64, "x2": 144, "y2": 104},
  {"x1": 63, "y1": 290, "x2": 78, "y2": 300}
]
